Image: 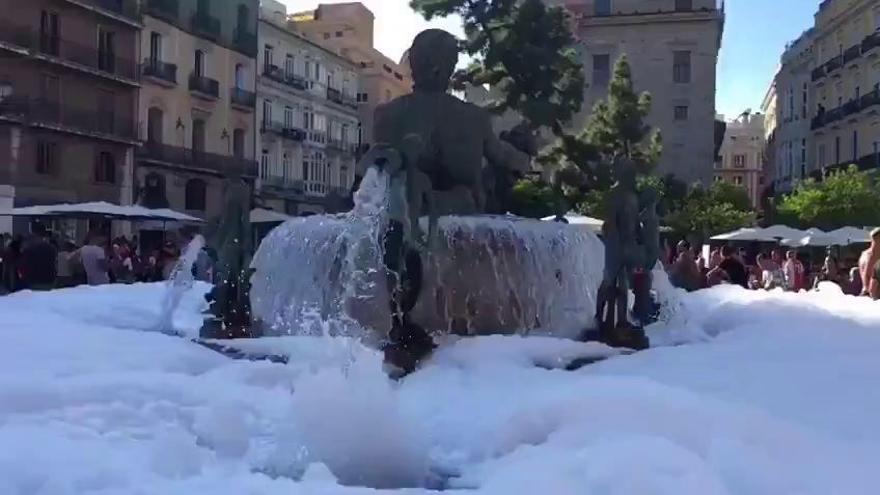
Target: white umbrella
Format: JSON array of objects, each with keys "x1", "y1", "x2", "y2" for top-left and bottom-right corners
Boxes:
[
  {"x1": 828, "y1": 227, "x2": 872, "y2": 245},
  {"x1": 781, "y1": 232, "x2": 839, "y2": 247},
  {"x1": 541, "y1": 213, "x2": 604, "y2": 233},
  {"x1": 760, "y1": 224, "x2": 806, "y2": 241},
  {"x1": 250, "y1": 208, "x2": 293, "y2": 224},
  {"x1": 0, "y1": 201, "x2": 202, "y2": 222},
  {"x1": 711, "y1": 228, "x2": 776, "y2": 242}
]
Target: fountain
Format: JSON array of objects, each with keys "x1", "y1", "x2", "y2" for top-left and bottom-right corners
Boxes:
[
  {"x1": 251, "y1": 29, "x2": 658, "y2": 373},
  {"x1": 156, "y1": 234, "x2": 205, "y2": 335}
]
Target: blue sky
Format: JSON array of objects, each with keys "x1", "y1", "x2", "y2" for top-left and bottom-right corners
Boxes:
[
  {"x1": 716, "y1": 0, "x2": 819, "y2": 118},
  {"x1": 290, "y1": 0, "x2": 820, "y2": 119}
]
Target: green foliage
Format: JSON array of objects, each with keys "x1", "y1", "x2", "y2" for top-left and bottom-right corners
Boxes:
[
  {"x1": 778, "y1": 165, "x2": 880, "y2": 229},
  {"x1": 509, "y1": 177, "x2": 557, "y2": 219},
  {"x1": 541, "y1": 56, "x2": 661, "y2": 191},
  {"x1": 410, "y1": 0, "x2": 584, "y2": 134},
  {"x1": 665, "y1": 181, "x2": 755, "y2": 240}
]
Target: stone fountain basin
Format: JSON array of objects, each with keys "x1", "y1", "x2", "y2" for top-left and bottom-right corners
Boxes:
[{"x1": 250, "y1": 215, "x2": 604, "y2": 343}]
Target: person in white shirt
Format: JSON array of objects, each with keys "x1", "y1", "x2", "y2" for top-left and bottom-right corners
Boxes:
[{"x1": 74, "y1": 232, "x2": 110, "y2": 286}]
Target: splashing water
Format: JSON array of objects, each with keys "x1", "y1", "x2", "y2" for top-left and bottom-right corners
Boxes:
[{"x1": 156, "y1": 234, "x2": 206, "y2": 336}]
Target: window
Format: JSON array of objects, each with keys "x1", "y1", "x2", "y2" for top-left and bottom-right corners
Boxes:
[
  {"x1": 675, "y1": 0, "x2": 692, "y2": 11},
  {"x1": 853, "y1": 129, "x2": 859, "y2": 160},
  {"x1": 336, "y1": 31, "x2": 344, "y2": 37},
  {"x1": 594, "y1": 0, "x2": 611, "y2": 16},
  {"x1": 592, "y1": 54, "x2": 610, "y2": 86},
  {"x1": 147, "y1": 107, "x2": 163, "y2": 144},
  {"x1": 282, "y1": 152, "x2": 291, "y2": 180},
  {"x1": 818, "y1": 143, "x2": 826, "y2": 167},
  {"x1": 674, "y1": 105, "x2": 689, "y2": 121},
  {"x1": 673, "y1": 51, "x2": 691, "y2": 83},
  {"x1": 233, "y1": 129, "x2": 245, "y2": 158},
  {"x1": 262, "y1": 99, "x2": 272, "y2": 126},
  {"x1": 185, "y1": 179, "x2": 206, "y2": 211},
  {"x1": 303, "y1": 110, "x2": 313, "y2": 130},
  {"x1": 40, "y1": 74, "x2": 60, "y2": 103},
  {"x1": 285, "y1": 54, "x2": 295, "y2": 78},
  {"x1": 357, "y1": 92, "x2": 369, "y2": 103},
  {"x1": 263, "y1": 44, "x2": 273, "y2": 72},
  {"x1": 149, "y1": 32, "x2": 162, "y2": 63},
  {"x1": 856, "y1": 85, "x2": 861, "y2": 100},
  {"x1": 734, "y1": 176, "x2": 743, "y2": 186},
  {"x1": 39, "y1": 10, "x2": 60, "y2": 56},
  {"x1": 802, "y1": 83, "x2": 808, "y2": 119},
  {"x1": 284, "y1": 106, "x2": 294, "y2": 128},
  {"x1": 94, "y1": 151, "x2": 115, "y2": 184},
  {"x1": 260, "y1": 149, "x2": 269, "y2": 178},
  {"x1": 0, "y1": 81, "x2": 12, "y2": 102},
  {"x1": 835, "y1": 136, "x2": 841, "y2": 164},
  {"x1": 800, "y1": 139, "x2": 806, "y2": 176},
  {"x1": 36, "y1": 141, "x2": 58, "y2": 175},
  {"x1": 194, "y1": 50, "x2": 205, "y2": 77},
  {"x1": 713, "y1": 175, "x2": 722, "y2": 182},
  {"x1": 787, "y1": 85, "x2": 794, "y2": 120},
  {"x1": 234, "y1": 64, "x2": 245, "y2": 89},
  {"x1": 323, "y1": 32, "x2": 330, "y2": 40},
  {"x1": 192, "y1": 118, "x2": 205, "y2": 153},
  {"x1": 733, "y1": 154, "x2": 746, "y2": 168},
  {"x1": 302, "y1": 154, "x2": 309, "y2": 181},
  {"x1": 98, "y1": 29, "x2": 116, "y2": 73}
]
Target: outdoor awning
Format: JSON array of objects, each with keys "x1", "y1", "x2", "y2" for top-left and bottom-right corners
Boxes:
[
  {"x1": 250, "y1": 208, "x2": 293, "y2": 224},
  {"x1": 0, "y1": 201, "x2": 203, "y2": 223}
]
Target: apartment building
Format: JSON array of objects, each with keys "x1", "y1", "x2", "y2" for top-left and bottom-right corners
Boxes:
[
  {"x1": 550, "y1": 0, "x2": 725, "y2": 186},
  {"x1": 256, "y1": 1, "x2": 359, "y2": 216},
  {"x1": 809, "y1": 0, "x2": 880, "y2": 181},
  {"x1": 760, "y1": 75, "x2": 779, "y2": 198},
  {"x1": 774, "y1": 29, "x2": 815, "y2": 194},
  {"x1": 136, "y1": 0, "x2": 259, "y2": 228},
  {"x1": 715, "y1": 112, "x2": 766, "y2": 209},
  {"x1": 291, "y1": 2, "x2": 413, "y2": 148},
  {"x1": 0, "y1": 0, "x2": 141, "y2": 236}
]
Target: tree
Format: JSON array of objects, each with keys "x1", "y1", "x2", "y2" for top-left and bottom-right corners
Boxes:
[
  {"x1": 665, "y1": 182, "x2": 755, "y2": 242},
  {"x1": 541, "y1": 55, "x2": 662, "y2": 191},
  {"x1": 778, "y1": 165, "x2": 880, "y2": 229},
  {"x1": 509, "y1": 177, "x2": 557, "y2": 218},
  {"x1": 410, "y1": 0, "x2": 584, "y2": 134}
]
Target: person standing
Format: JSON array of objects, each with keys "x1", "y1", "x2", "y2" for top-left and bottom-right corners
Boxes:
[
  {"x1": 718, "y1": 245, "x2": 748, "y2": 288},
  {"x1": 783, "y1": 250, "x2": 806, "y2": 292},
  {"x1": 859, "y1": 228, "x2": 880, "y2": 298},
  {"x1": 55, "y1": 241, "x2": 77, "y2": 288},
  {"x1": 75, "y1": 232, "x2": 110, "y2": 286},
  {"x1": 20, "y1": 224, "x2": 57, "y2": 291},
  {"x1": 813, "y1": 256, "x2": 843, "y2": 289}
]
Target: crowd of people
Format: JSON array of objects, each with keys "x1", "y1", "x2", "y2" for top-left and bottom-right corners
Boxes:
[
  {"x1": 0, "y1": 226, "x2": 214, "y2": 294},
  {"x1": 667, "y1": 228, "x2": 880, "y2": 299}
]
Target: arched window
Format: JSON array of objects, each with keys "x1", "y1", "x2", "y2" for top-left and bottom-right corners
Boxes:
[
  {"x1": 185, "y1": 178, "x2": 207, "y2": 211},
  {"x1": 147, "y1": 107, "x2": 163, "y2": 144},
  {"x1": 142, "y1": 172, "x2": 168, "y2": 208},
  {"x1": 94, "y1": 151, "x2": 115, "y2": 184}
]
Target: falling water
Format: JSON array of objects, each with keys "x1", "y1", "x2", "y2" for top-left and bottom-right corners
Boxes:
[{"x1": 156, "y1": 234, "x2": 206, "y2": 336}]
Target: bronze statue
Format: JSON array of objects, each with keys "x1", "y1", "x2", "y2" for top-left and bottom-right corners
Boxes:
[
  {"x1": 594, "y1": 158, "x2": 654, "y2": 349},
  {"x1": 362, "y1": 29, "x2": 533, "y2": 374}
]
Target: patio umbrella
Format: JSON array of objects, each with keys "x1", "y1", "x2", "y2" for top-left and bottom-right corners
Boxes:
[{"x1": 828, "y1": 226, "x2": 873, "y2": 245}]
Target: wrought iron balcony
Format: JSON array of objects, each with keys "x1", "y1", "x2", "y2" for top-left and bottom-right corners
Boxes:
[
  {"x1": 811, "y1": 66, "x2": 826, "y2": 82},
  {"x1": 261, "y1": 120, "x2": 306, "y2": 141},
  {"x1": 0, "y1": 21, "x2": 138, "y2": 81},
  {"x1": 189, "y1": 73, "x2": 219, "y2": 99},
  {"x1": 233, "y1": 27, "x2": 257, "y2": 56},
  {"x1": 843, "y1": 44, "x2": 862, "y2": 64},
  {"x1": 142, "y1": 58, "x2": 177, "y2": 85},
  {"x1": 326, "y1": 87, "x2": 344, "y2": 105},
  {"x1": 0, "y1": 97, "x2": 136, "y2": 140},
  {"x1": 261, "y1": 119, "x2": 285, "y2": 134},
  {"x1": 282, "y1": 127, "x2": 306, "y2": 141},
  {"x1": 137, "y1": 141, "x2": 257, "y2": 177},
  {"x1": 191, "y1": 11, "x2": 220, "y2": 40},
  {"x1": 825, "y1": 106, "x2": 844, "y2": 124},
  {"x1": 825, "y1": 54, "x2": 843, "y2": 74},
  {"x1": 230, "y1": 87, "x2": 256, "y2": 109},
  {"x1": 860, "y1": 89, "x2": 880, "y2": 112},
  {"x1": 285, "y1": 74, "x2": 308, "y2": 90},
  {"x1": 862, "y1": 32, "x2": 880, "y2": 55},
  {"x1": 262, "y1": 64, "x2": 285, "y2": 83},
  {"x1": 843, "y1": 98, "x2": 860, "y2": 116},
  {"x1": 144, "y1": 0, "x2": 178, "y2": 21}
]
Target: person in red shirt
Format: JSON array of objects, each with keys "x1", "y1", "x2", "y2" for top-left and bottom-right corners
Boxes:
[{"x1": 783, "y1": 250, "x2": 806, "y2": 292}]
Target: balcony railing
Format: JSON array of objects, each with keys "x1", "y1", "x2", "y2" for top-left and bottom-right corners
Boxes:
[
  {"x1": 144, "y1": 0, "x2": 178, "y2": 20},
  {"x1": 261, "y1": 120, "x2": 307, "y2": 141},
  {"x1": 811, "y1": 66, "x2": 826, "y2": 82},
  {"x1": 233, "y1": 27, "x2": 257, "y2": 56},
  {"x1": 843, "y1": 98, "x2": 860, "y2": 116},
  {"x1": 825, "y1": 54, "x2": 843, "y2": 73},
  {"x1": 283, "y1": 127, "x2": 307, "y2": 141},
  {"x1": 327, "y1": 87, "x2": 344, "y2": 105},
  {"x1": 843, "y1": 44, "x2": 862, "y2": 64},
  {"x1": 263, "y1": 64, "x2": 285, "y2": 84},
  {"x1": 0, "y1": 21, "x2": 138, "y2": 81},
  {"x1": 189, "y1": 73, "x2": 219, "y2": 99},
  {"x1": 862, "y1": 32, "x2": 880, "y2": 55},
  {"x1": 261, "y1": 176, "x2": 305, "y2": 192},
  {"x1": 286, "y1": 74, "x2": 308, "y2": 90},
  {"x1": 860, "y1": 89, "x2": 880, "y2": 111},
  {"x1": 230, "y1": 87, "x2": 256, "y2": 109},
  {"x1": 138, "y1": 141, "x2": 257, "y2": 177},
  {"x1": 142, "y1": 58, "x2": 177, "y2": 85},
  {"x1": 191, "y1": 11, "x2": 220, "y2": 40},
  {"x1": 0, "y1": 97, "x2": 136, "y2": 140}
]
